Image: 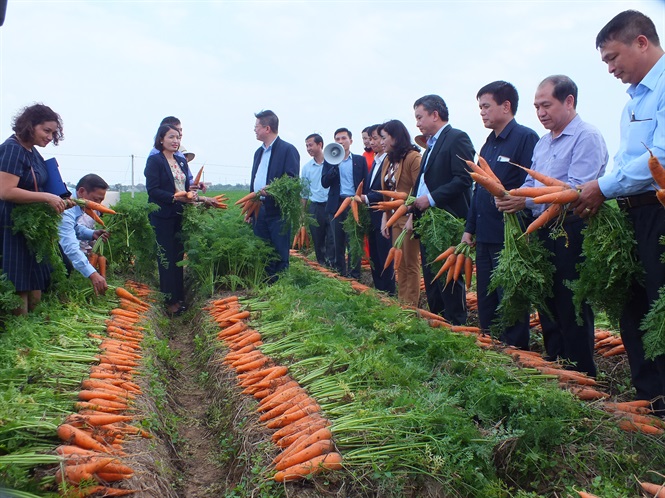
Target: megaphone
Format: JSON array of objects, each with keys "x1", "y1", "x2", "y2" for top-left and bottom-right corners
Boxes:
[{"x1": 323, "y1": 143, "x2": 345, "y2": 165}]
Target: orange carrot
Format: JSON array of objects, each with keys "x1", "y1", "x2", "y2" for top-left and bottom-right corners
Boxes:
[
  {"x1": 275, "y1": 440, "x2": 334, "y2": 471},
  {"x1": 464, "y1": 256, "x2": 473, "y2": 291},
  {"x1": 55, "y1": 457, "x2": 115, "y2": 484},
  {"x1": 385, "y1": 204, "x2": 408, "y2": 229},
  {"x1": 657, "y1": 189, "x2": 665, "y2": 207},
  {"x1": 508, "y1": 186, "x2": 567, "y2": 197},
  {"x1": 452, "y1": 252, "x2": 465, "y2": 282},
  {"x1": 469, "y1": 172, "x2": 507, "y2": 197},
  {"x1": 259, "y1": 393, "x2": 310, "y2": 422},
  {"x1": 66, "y1": 414, "x2": 134, "y2": 427},
  {"x1": 532, "y1": 188, "x2": 580, "y2": 205},
  {"x1": 271, "y1": 414, "x2": 329, "y2": 442},
  {"x1": 276, "y1": 427, "x2": 332, "y2": 464},
  {"x1": 57, "y1": 424, "x2": 110, "y2": 453},
  {"x1": 431, "y1": 253, "x2": 457, "y2": 284},
  {"x1": 618, "y1": 419, "x2": 664, "y2": 435},
  {"x1": 432, "y1": 246, "x2": 455, "y2": 264},
  {"x1": 81, "y1": 199, "x2": 117, "y2": 215},
  {"x1": 273, "y1": 452, "x2": 343, "y2": 482},
  {"x1": 84, "y1": 207, "x2": 105, "y2": 226},
  {"x1": 382, "y1": 247, "x2": 396, "y2": 275},
  {"x1": 193, "y1": 165, "x2": 205, "y2": 185},
  {"x1": 371, "y1": 199, "x2": 405, "y2": 211},
  {"x1": 372, "y1": 190, "x2": 408, "y2": 200},
  {"x1": 393, "y1": 248, "x2": 403, "y2": 272},
  {"x1": 275, "y1": 420, "x2": 331, "y2": 448},
  {"x1": 334, "y1": 197, "x2": 353, "y2": 219},
  {"x1": 646, "y1": 145, "x2": 665, "y2": 189},
  {"x1": 640, "y1": 481, "x2": 665, "y2": 497},
  {"x1": 235, "y1": 192, "x2": 259, "y2": 206},
  {"x1": 575, "y1": 491, "x2": 601, "y2": 498},
  {"x1": 525, "y1": 204, "x2": 562, "y2": 234},
  {"x1": 477, "y1": 155, "x2": 502, "y2": 184},
  {"x1": 115, "y1": 287, "x2": 149, "y2": 307},
  {"x1": 351, "y1": 197, "x2": 359, "y2": 224},
  {"x1": 511, "y1": 162, "x2": 570, "y2": 188}
]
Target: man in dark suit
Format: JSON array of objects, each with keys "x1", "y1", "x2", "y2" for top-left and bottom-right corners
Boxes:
[
  {"x1": 412, "y1": 95, "x2": 475, "y2": 324},
  {"x1": 249, "y1": 110, "x2": 300, "y2": 280},
  {"x1": 359, "y1": 124, "x2": 395, "y2": 294},
  {"x1": 322, "y1": 127, "x2": 366, "y2": 278}
]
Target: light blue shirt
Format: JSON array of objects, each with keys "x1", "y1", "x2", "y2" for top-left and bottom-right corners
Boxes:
[
  {"x1": 58, "y1": 205, "x2": 97, "y2": 278},
  {"x1": 417, "y1": 124, "x2": 448, "y2": 206},
  {"x1": 339, "y1": 154, "x2": 355, "y2": 197},
  {"x1": 598, "y1": 54, "x2": 665, "y2": 198},
  {"x1": 523, "y1": 114, "x2": 608, "y2": 215},
  {"x1": 301, "y1": 158, "x2": 329, "y2": 203},
  {"x1": 253, "y1": 138, "x2": 275, "y2": 193}
]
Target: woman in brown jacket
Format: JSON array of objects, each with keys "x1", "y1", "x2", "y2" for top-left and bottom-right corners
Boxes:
[{"x1": 379, "y1": 120, "x2": 422, "y2": 306}]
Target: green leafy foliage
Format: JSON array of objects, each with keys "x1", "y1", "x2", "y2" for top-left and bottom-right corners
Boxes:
[
  {"x1": 180, "y1": 203, "x2": 274, "y2": 295},
  {"x1": 489, "y1": 213, "x2": 555, "y2": 332},
  {"x1": 568, "y1": 203, "x2": 643, "y2": 326},
  {"x1": 342, "y1": 202, "x2": 371, "y2": 267},
  {"x1": 0, "y1": 272, "x2": 21, "y2": 314},
  {"x1": 642, "y1": 236, "x2": 665, "y2": 359},
  {"x1": 413, "y1": 207, "x2": 464, "y2": 272},
  {"x1": 265, "y1": 175, "x2": 305, "y2": 235},
  {"x1": 103, "y1": 194, "x2": 159, "y2": 281},
  {"x1": 10, "y1": 203, "x2": 67, "y2": 285}
]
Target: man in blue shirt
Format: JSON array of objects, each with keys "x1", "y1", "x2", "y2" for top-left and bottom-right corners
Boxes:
[
  {"x1": 58, "y1": 174, "x2": 109, "y2": 295},
  {"x1": 461, "y1": 81, "x2": 539, "y2": 349},
  {"x1": 301, "y1": 133, "x2": 333, "y2": 267},
  {"x1": 576, "y1": 10, "x2": 665, "y2": 409},
  {"x1": 497, "y1": 75, "x2": 608, "y2": 376},
  {"x1": 322, "y1": 128, "x2": 366, "y2": 278}
]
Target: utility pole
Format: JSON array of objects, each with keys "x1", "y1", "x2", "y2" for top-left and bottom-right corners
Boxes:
[{"x1": 131, "y1": 154, "x2": 135, "y2": 199}]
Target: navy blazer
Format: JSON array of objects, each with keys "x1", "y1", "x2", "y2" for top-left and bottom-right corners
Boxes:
[
  {"x1": 414, "y1": 125, "x2": 474, "y2": 219},
  {"x1": 321, "y1": 153, "x2": 366, "y2": 214},
  {"x1": 250, "y1": 136, "x2": 300, "y2": 216},
  {"x1": 145, "y1": 152, "x2": 191, "y2": 219},
  {"x1": 364, "y1": 155, "x2": 387, "y2": 227}
]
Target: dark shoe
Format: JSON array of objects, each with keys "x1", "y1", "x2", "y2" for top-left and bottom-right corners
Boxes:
[{"x1": 166, "y1": 305, "x2": 186, "y2": 318}]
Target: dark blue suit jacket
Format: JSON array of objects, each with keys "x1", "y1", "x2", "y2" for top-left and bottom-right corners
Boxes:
[
  {"x1": 321, "y1": 153, "x2": 366, "y2": 214},
  {"x1": 413, "y1": 125, "x2": 474, "y2": 219},
  {"x1": 250, "y1": 136, "x2": 300, "y2": 217},
  {"x1": 364, "y1": 154, "x2": 387, "y2": 227},
  {"x1": 145, "y1": 152, "x2": 191, "y2": 219}
]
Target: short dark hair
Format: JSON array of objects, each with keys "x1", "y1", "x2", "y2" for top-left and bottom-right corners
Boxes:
[
  {"x1": 413, "y1": 95, "x2": 449, "y2": 122},
  {"x1": 367, "y1": 124, "x2": 380, "y2": 136},
  {"x1": 476, "y1": 81, "x2": 520, "y2": 115},
  {"x1": 160, "y1": 116, "x2": 181, "y2": 127},
  {"x1": 539, "y1": 75, "x2": 578, "y2": 109},
  {"x1": 305, "y1": 133, "x2": 323, "y2": 146},
  {"x1": 76, "y1": 174, "x2": 109, "y2": 192},
  {"x1": 380, "y1": 119, "x2": 419, "y2": 164},
  {"x1": 12, "y1": 104, "x2": 64, "y2": 146},
  {"x1": 153, "y1": 124, "x2": 181, "y2": 151},
  {"x1": 255, "y1": 110, "x2": 279, "y2": 134},
  {"x1": 596, "y1": 10, "x2": 660, "y2": 49},
  {"x1": 334, "y1": 127, "x2": 352, "y2": 139}
]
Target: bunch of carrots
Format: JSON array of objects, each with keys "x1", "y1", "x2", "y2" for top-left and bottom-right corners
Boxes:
[
  {"x1": 54, "y1": 284, "x2": 152, "y2": 497},
  {"x1": 203, "y1": 194, "x2": 229, "y2": 209},
  {"x1": 64, "y1": 198, "x2": 117, "y2": 228},
  {"x1": 88, "y1": 253, "x2": 108, "y2": 279},
  {"x1": 235, "y1": 192, "x2": 262, "y2": 219},
  {"x1": 291, "y1": 225, "x2": 310, "y2": 250},
  {"x1": 370, "y1": 189, "x2": 410, "y2": 230},
  {"x1": 429, "y1": 242, "x2": 474, "y2": 289},
  {"x1": 334, "y1": 180, "x2": 365, "y2": 224},
  {"x1": 205, "y1": 296, "x2": 343, "y2": 482},
  {"x1": 461, "y1": 155, "x2": 580, "y2": 234}
]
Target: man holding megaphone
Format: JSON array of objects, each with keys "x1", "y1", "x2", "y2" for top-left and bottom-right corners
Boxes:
[{"x1": 321, "y1": 128, "x2": 366, "y2": 278}]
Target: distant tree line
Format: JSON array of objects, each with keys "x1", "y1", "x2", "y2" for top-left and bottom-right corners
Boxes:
[{"x1": 66, "y1": 183, "x2": 250, "y2": 193}]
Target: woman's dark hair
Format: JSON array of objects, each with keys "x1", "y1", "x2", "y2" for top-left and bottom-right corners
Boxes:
[
  {"x1": 381, "y1": 119, "x2": 419, "y2": 163},
  {"x1": 12, "y1": 103, "x2": 64, "y2": 146},
  {"x1": 153, "y1": 124, "x2": 181, "y2": 151}
]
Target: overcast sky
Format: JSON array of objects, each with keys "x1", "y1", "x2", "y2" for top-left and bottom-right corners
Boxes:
[{"x1": 0, "y1": 0, "x2": 663, "y2": 187}]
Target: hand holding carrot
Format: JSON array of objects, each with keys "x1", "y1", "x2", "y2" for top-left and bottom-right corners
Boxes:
[
  {"x1": 495, "y1": 194, "x2": 526, "y2": 214},
  {"x1": 573, "y1": 180, "x2": 605, "y2": 218}
]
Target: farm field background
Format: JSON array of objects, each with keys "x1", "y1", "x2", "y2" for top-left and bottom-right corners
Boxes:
[{"x1": 0, "y1": 190, "x2": 663, "y2": 498}]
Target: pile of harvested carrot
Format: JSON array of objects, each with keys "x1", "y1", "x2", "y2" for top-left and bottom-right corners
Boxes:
[
  {"x1": 292, "y1": 251, "x2": 665, "y2": 438},
  {"x1": 206, "y1": 296, "x2": 343, "y2": 482},
  {"x1": 54, "y1": 283, "x2": 153, "y2": 497}
]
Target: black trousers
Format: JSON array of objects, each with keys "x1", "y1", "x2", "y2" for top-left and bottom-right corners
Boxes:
[
  {"x1": 420, "y1": 242, "x2": 467, "y2": 325},
  {"x1": 538, "y1": 218, "x2": 596, "y2": 377},
  {"x1": 620, "y1": 203, "x2": 665, "y2": 409},
  {"x1": 367, "y1": 211, "x2": 395, "y2": 295},
  {"x1": 150, "y1": 214, "x2": 184, "y2": 306},
  {"x1": 330, "y1": 200, "x2": 360, "y2": 279},
  {"x1": 308, "y1": 202, "x2": 334, "y2": 267},
  {"x1": 253, "y1": 205, "x2": 290, "y2": 278},
  {"x1": 476, "y1": 241, "x2": 530, "y2": 349}
]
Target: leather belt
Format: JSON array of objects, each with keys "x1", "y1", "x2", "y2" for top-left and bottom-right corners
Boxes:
[{"x1": 616, "y1": 191, "x2": 659, "y2": 210}]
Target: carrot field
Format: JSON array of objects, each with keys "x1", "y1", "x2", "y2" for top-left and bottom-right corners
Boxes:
[{"x1": 0, "y1": 191, "x2": 664, "y2": 498}]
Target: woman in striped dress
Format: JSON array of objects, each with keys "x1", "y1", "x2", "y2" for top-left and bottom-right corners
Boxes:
[{"x1": 0, "y1": 104, "x2": 67, "y2": 315}]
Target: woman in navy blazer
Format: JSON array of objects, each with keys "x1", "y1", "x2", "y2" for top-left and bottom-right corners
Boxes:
[{"x1": 145, "y1": 124, "x2": 196, "y2": 316}]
